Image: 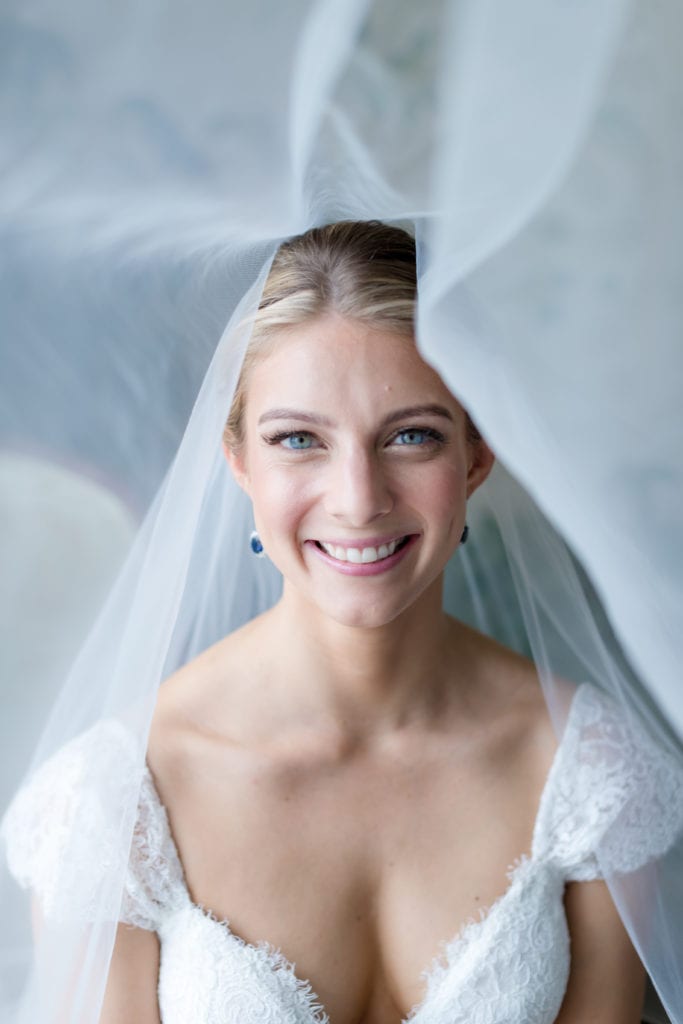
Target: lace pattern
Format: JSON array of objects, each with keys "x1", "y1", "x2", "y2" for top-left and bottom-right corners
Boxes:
[
  {"x1": 533, "y1": 684, "x2": 683, "y2": 878},
  {"x1": 122, "y1": 768, "x2": 187, "y2": 928},
  {"x1": 158, "y1": 906, "x2": 331, "y2": 1024},
  {"x1": 3, "y1": 681, "x2": 683, "y2": 1023},
  {"x1": 404, "y1": 856, "x2": 570, "y2": 1023},
  {"x1": 1, "y1": 719, "x2": 142, "y2": 923}
]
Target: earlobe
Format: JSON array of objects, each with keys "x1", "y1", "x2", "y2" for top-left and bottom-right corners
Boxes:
[
  {"x1": 466, "y1": 440, "x2": 496, "y2": 498},
  {"x1": 222, "y1": 440, "x2": 251, "y2": 496}
]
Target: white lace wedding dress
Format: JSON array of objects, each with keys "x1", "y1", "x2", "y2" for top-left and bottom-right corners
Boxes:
[{"x1": 3, "y1": 681, "x2": 683, "y2": 1024}]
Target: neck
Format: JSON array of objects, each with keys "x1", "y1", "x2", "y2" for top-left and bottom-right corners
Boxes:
[{"x1": 264, "y1": 577, "x2": 466, "y2": 741}]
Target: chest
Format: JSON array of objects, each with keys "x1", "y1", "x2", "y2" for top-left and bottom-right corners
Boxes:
[
  {"x1": 155, "y1": 861, "x2": 570, "y2": 1024},
  {"x1": 150, "y1": 732, "x2": 551, "y2": 1023}
]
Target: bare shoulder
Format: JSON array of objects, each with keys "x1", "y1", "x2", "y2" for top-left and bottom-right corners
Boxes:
[
  {"x1": 146, "y1": 611, "x2": 271, "y2": 790},
  {"x1": 444, "y1": 618, "x2": 568, "y2": 790}
]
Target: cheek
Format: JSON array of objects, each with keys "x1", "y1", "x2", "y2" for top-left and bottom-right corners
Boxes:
[
  {"x1": 250, "y1": 463, "x2": 315, "y2": 536},
  {"x1": 401, "y1": 458, "x2": 466, "y2": 515}
]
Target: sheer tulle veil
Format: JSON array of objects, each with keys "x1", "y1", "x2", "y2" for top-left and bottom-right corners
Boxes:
[{"x1": 1, "y1": 1, "x2": 683, "y2": 1021}]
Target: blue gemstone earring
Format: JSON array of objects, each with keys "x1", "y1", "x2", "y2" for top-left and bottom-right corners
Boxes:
[
  {"x1": 460, "y1": 523, "x2": 469, "y2": 545},
  {"x1": 249, "y1": 530, "x2": 265, "y2": 558}
]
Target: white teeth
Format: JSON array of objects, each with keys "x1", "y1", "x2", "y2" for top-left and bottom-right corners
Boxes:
[
  {"x1": 318, "y1": 537, "x2": 406, "y2": 563},
  {"x1": 322, "y1": 542, "x2": 347, "y2": 560}
]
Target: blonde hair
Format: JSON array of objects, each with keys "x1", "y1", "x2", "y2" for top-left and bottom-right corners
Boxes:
[{"x1": 224, "y1": 220, "x2": 481, "y2": 450}]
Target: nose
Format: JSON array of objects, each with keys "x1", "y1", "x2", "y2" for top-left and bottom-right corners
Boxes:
[{"x1": 324, "y1": 446, "x2": 394, "y2": 525}]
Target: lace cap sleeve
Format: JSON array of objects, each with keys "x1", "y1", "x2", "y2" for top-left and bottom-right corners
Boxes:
[
  {"x1": 533, "y1": 682, "x2": 683, "y2": 882},
  {"x1": 1, "y1": 719, "x2": 185, "y2": 929},
  {"x1": 122, "y1": 766, "x2": 187, "y2": 929}
]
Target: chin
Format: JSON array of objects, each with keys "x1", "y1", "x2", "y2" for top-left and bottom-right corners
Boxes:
[{"x1": 279, "y1": 550, "x2": 446, "y2": 629}]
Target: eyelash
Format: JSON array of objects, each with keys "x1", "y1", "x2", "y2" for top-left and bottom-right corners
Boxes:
[
  {"x1": 261, "y1": 426, "x2": 447, "y2": 450},
  {"x1": 391, "y1": 426, "x2": 446, "y2": 447},
  {"x1": 262, "y1": 430, "x2": 319, "y2": 450}
]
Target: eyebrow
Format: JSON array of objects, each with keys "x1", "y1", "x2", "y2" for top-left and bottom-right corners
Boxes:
[{"x1": 257, "y1": 404, "x2": 454, "y2": 428}]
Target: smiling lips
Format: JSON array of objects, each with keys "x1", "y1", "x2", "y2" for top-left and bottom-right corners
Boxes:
[
  {"x1": 309, "y1": 534, "x2": 415, "y2": 574},
  {"x1": 316, "y1": 537, "x2": 404, "y2": 564}
]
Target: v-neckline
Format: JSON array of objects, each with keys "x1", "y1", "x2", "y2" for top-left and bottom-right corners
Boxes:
[{"x1": 142, "y1": 683, "x2": 586, "y2": 1024}]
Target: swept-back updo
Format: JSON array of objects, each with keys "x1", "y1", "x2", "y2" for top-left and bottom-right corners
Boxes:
[{"x1": 224, "y1": 220, "x2": 481, "y2": 451}]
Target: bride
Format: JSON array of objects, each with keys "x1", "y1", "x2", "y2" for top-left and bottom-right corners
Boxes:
[
  {"x1": 3, "y1": 2, "x2": 683, "y2": 1018},
  {"x1": 74, "y1": 220, "x2": 650, "y2": 1023}
]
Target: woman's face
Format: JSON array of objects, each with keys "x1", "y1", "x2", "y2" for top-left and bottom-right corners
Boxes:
[{"x1": 227, "y1": 313, "x2": 494, "y2": 629}]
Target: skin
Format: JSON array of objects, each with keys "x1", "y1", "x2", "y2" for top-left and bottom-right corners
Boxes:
[{"x1": 99, "y1": 313, "x2": 646, "y2": 1023}]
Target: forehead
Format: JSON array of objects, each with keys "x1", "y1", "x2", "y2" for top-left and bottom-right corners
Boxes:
[{"x1": 245, "y1": 314, "x2": 459, "y2": 420}]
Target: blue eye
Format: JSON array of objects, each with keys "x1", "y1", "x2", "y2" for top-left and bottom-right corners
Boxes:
[
  {"x1": 394, "y1": 428, "x2": 434, "y2": 446},
  {"x1": 262, "y1": 429, "x2": 321, "y2": 450},
  {"x1": 281, "y1": 432, "x2": 314, "y2": 450}
]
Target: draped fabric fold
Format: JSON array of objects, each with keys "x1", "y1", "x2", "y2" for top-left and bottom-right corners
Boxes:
[{"x1": 1, "y1": 2, "x2": 682, "y2": 1021}]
